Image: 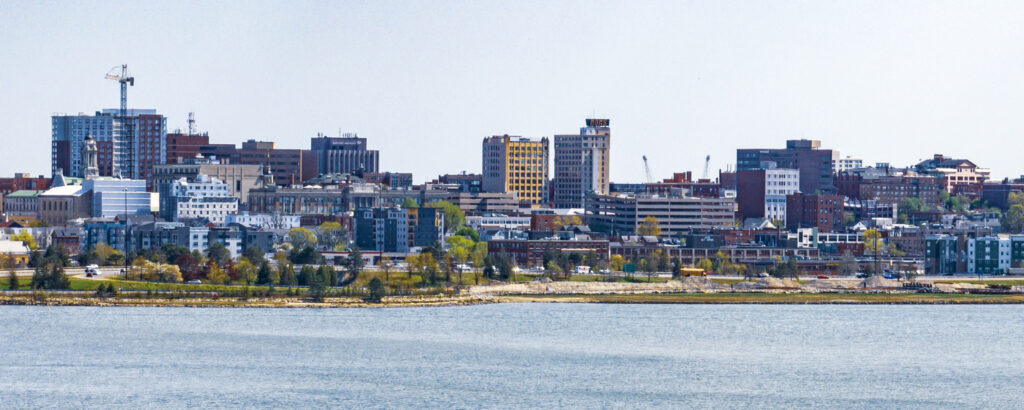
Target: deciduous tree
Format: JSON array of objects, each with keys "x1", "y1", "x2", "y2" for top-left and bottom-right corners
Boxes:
[
  {"x1": 636, "y1": 216, "x2": 661, "y2": 237},
  {"x1": 9, "y1": 231, "x2": 37, "y2": 251},
  {"x1": 317, "y1": 222, "x2": 347, "y2": 251},
  {"x1": 288, "y1": 227, "x2": 317, "y2": 250}
]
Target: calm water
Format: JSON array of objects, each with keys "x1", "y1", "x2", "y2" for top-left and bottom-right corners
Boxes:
[{"x1": 2, "y1": 304, "x2": 1023, "y2": 409}]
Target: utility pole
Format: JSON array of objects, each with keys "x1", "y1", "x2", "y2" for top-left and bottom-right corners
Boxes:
[{"x1": 123, "y1": 187, "x2": 129, "y2": 278}]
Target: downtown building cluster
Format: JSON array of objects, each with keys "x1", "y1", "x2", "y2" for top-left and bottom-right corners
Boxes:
[{"x1": 3, "y1": 87, "x2": 1024, "y2": 276}]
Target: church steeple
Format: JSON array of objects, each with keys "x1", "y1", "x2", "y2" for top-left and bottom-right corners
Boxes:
[
  {"x1": 82, "y1": 135, "x2": 99, "y2": 179},
  {"x1": 259, "y1": 163, "x2": 274, "y2": 187}
]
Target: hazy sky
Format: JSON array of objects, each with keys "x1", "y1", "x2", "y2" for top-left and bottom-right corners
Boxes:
[{"x1": 2, "y1": 1, "x2": 1023, "y2": 183}]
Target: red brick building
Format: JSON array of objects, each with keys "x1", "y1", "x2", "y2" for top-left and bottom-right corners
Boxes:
[
  {"x1": 489, "y1": 239, "x2": 610, "y2": 267},
  {"x1": 195, "y1": 140, "x2": 318, "y2": 185},
  {"x1": 166, "y1": 133, "x2": 210, "y2": 163},
  {"x1": 0, "y1": 174, "x2": 50, "y2": 195},
  {"x1": 786, "y1": 193, "x2": 844, "y2": 232},
  {"x1": 859, "y1": 176, "x2": 939, "y2": 206}
]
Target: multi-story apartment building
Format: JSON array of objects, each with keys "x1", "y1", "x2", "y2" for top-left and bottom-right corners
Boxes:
[
  {"x1": 355, "y1": 207, "x2": 409, "y2": 252},
  {"x1": 310, "y1": 134, "x2": 380, "y2": 175},
  {"x1": 435, "y1": 173, "x2": 483, "y2": 193},
  {"x1": 586, "y1": 190, "x2": 736, "y2": 238},
  {"x1": 488, "y1": 237, "x2": 610, "y2": 267},
  {"x1": 736, "y1": 168, "x2": 800, "y2": 224},
  {"x1": 224, "y1": 212, "x2": 301, "y2": 230},
  {"x1": 482, "y1": 135, "x2": 549, "y2": 206},
  {"x1": 785, "y1": 193, "x2": 844, "y2": 232},
  {"x1": 737, "y1": 139, "x2": 837, "y2": 194},
  {"x1": 51, "y1": 110, "x2": 167, "y2": 184},
  {"x1": 859, "y1": 176, "x2": 940, "y2": 206},
  {"x1": 409, "y1": 207, "x2": 444, "y2": 248},
  {"x1": 447, "y1": 192, "x2": 518, "y2": 215},
  {"x1": 833, "y1": 156, "x2": 863, "y2": 173},
  {"x1": 926, "y1": 234, "x2": 1024, "y2": 275},
  {"x1": 353, "y1": 206, "x2": 444, "y2": 252},
  {"x1": 553, "y1": 119, "x2": 610, "y2": 208},
  {"x1": 466, "y1": 215, "x2": 532, "y2": 230},
  {"x1": 164, "y1": 174, "x2": 239, "y2": 223},
  {"x1": 982, "y1": 178, "x2": 1024, "y2": 210},
  {"x1": 915, "y1": 154, "x2": 990, "y2": 193},
  {"x1": 362, "y1": 172, "x2": 413, "y2": 189},
  {"x1": 153, "y1": 156, "x2": 262, "y2": 205}
]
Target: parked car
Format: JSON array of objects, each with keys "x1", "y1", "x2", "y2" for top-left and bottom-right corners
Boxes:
[
  {"x1": 856, "y1": 273, "x2": 869, "y2": 278},
  {"x1": 884, "y1": 274, "x2": 895, "y2": 280},
  {"x1": 756, "y1": 272, "x2": 770, "y2": 278},
  {"x1": 187, "y1": 279, "x2": 202, "y2": 284},
  {"x1": 817, "y1": 275, "x2": 830, "y2": 279}
]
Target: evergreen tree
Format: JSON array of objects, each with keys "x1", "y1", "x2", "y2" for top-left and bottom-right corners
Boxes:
[
  {"x1": 308, "y1": 271, "x2": 326, "y2": 302},
  {"x1": 346, "y1": 247, "x2": 364, "y2": 279},
  {"x1": 318, "y1": 265, "x2": 337, "y2": 287},
  {"x1": 366, "y1": 277, "x2": 385, "y2": 303},
  {"x1": 279, "y1": 263, "x2": 297, "y2": 286},
  {"x1": 257, "y1": 261, "x2": 273, "y2": 284},
  {"x1": 298, "y1": 265, "x2": 317, "y2": 286}
]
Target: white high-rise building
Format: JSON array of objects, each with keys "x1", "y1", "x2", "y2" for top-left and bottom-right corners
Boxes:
[
  {"x1": 553, "y1": 119, "x2": 611, "y2": 209},
  {"x1": 764, "y1": 168, "x2": 800, "y2": 223}
]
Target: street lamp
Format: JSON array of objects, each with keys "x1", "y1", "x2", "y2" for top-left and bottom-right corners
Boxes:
[{"x1": 123, "y1": 187, "x2": 129, "y2": 278}]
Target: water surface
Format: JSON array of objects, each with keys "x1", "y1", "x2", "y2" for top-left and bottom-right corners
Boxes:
[{"x1": 2, "y1": 304, "x2": 1021, "y2": 408}]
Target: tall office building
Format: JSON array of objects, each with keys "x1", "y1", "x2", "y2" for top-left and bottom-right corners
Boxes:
[
  {"x1": 481, "y1": 135, "x2": 549, "y2": 205},
  {"x1": 52, "y1": 109, "x2": 167, "y2": 183},
  {"x1": 553, "y1": 119, "x2": 611, "y2": 209},
  {"x1": 311, "y1": 134, "x2": 380, "y2": 175},
  {"x1": 736, "y1": 139, "x2": 837, "y2": 194}
]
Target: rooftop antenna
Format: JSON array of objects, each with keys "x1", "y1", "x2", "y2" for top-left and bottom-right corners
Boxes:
[{"x1": 187, "y1": 112, "x2": 196, "y2": 135}]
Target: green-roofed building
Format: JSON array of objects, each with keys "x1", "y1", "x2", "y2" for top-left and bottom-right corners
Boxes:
[{"x1": 2, "y1": 190, "x2": 44, "y2": 225}]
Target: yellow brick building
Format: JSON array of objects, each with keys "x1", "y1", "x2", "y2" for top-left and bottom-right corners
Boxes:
[{"x1": 482, "y1": 135, "x2": 549, "y2": 206}]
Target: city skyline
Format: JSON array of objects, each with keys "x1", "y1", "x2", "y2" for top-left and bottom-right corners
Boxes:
[{"x1": 3, "y1": 1, "x2": 1024, "y2": 182}]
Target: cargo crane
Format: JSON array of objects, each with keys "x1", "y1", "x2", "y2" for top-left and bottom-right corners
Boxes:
[{"x1": 105, "y1": 65, "x2": 135, "y2": 178}]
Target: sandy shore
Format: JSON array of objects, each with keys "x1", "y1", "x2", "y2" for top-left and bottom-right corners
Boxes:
[{"x1": 5, "y1": 288, "x2": 1024, "y2": 307}]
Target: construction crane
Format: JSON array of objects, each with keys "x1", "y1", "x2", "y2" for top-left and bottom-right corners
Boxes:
[
  {"x1": 105, "y1": 65, "x2": 135, "y2": 178},
  {"x1": 642, "y1": 155, "x2": 653, "y2": 184},
  {"x1": 702, "y1": 155, "x2": 711, "y2": 180}
]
